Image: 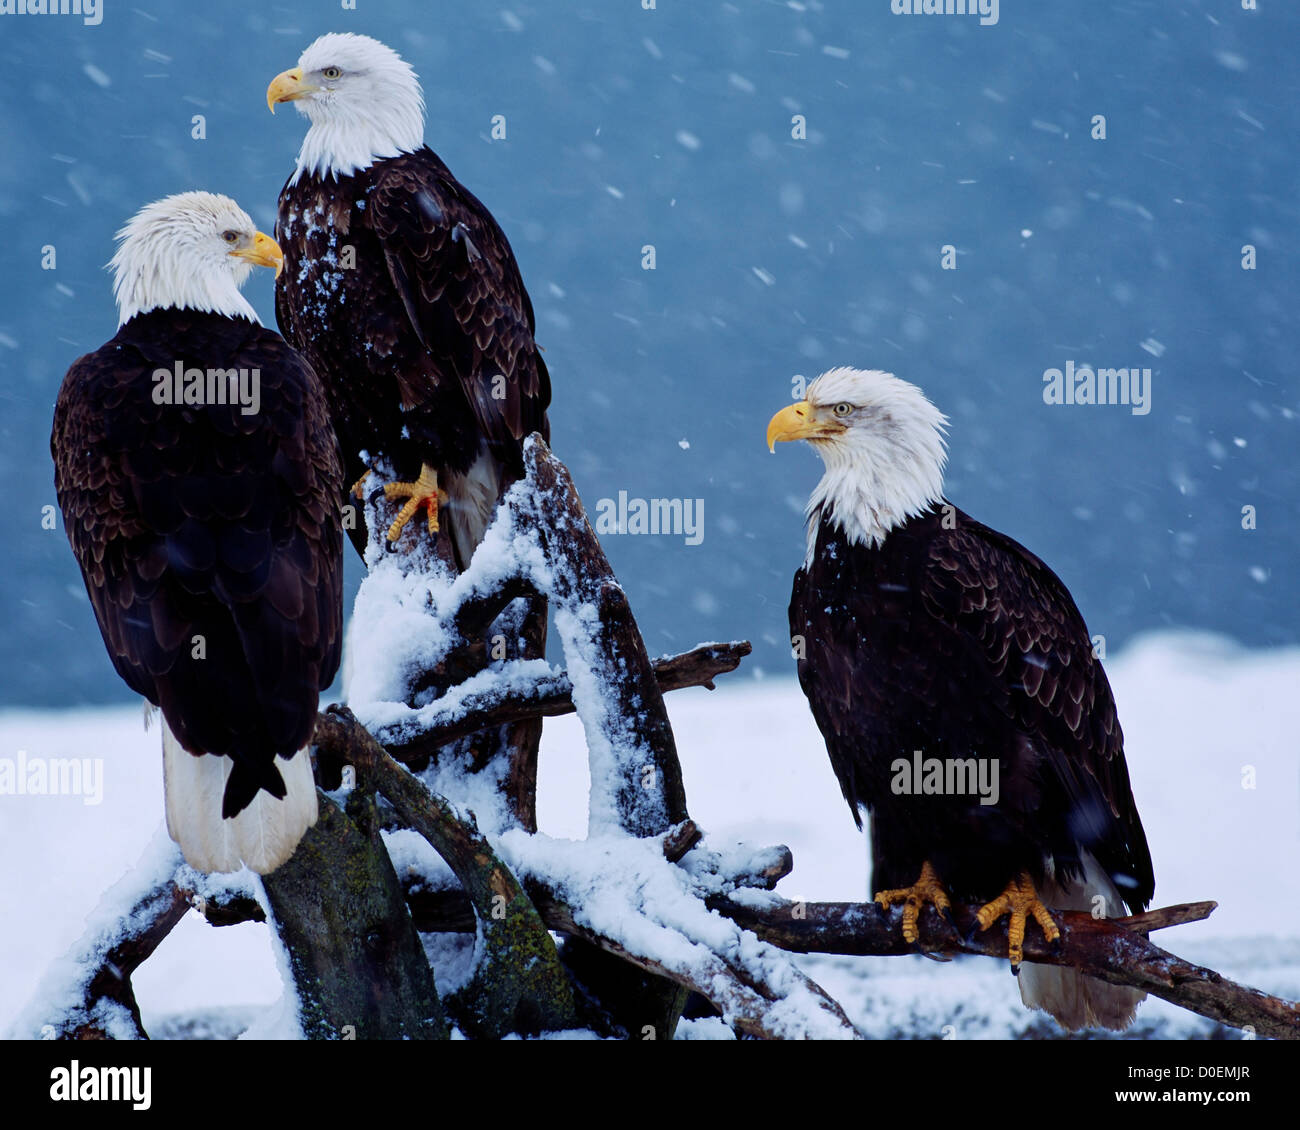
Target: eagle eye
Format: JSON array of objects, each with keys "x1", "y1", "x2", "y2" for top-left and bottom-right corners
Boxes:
[
  {"x1": 321, "y1": 66, "x2": 343, "y2": 80},
  {"x1": 832, "y1": 402, "x2": 854, "y2": 418},
  {"x1": 221, "y1": 230, "x2": 239, "y2": 244}
]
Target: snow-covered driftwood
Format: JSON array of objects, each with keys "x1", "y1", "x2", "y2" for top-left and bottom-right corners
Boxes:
[
  {"x1": 9, "y1": 835, "x2": 260, "y2": 1040},
  {"x1": 384, "y1": 640, "x2": 750, "y2": 768},
  {"x1": 259, "y1": 787, "x2": 448, "y2": 1040},
  {"x1": 22, "y1": 436, "x2": 1300, "y2": 1042},
  {"x1": 398, "y1": 874, "x2": 1300, "y2": 1039},
  {"x1": 313, "y1": 707, "x2": 576, "y2": 1038},
  {"x1": 710, "y1": 895, "x2": 1300, "y2": 1040}
]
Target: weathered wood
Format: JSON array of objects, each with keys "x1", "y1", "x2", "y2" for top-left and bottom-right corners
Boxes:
[
  {"x1": 662, "y1": 820, "x2": 704, "y2": 864},
  {"x1": 519, "y1": 437, "x2": 688, "y2": 836},
  {"x1": 396, "y1": 861, "x2": 1295, "y2": 1040},
  {"x1": 314, "y1": 707, "x2": 577, "y2": 1038},
  {"x1": 191, "y1": 890, "x2": 266, "y2": 928},
  {"x1": 49, "y1": 880, "x2": 191, "y2": 1040},
  {"x1": 370, "y1": 474, "x2": 548, "y2": 835},
  {"x1": 384, "y1": 641, "x2": 751, "y2": 767},
  {"x1": 495, "y1": 584, "x2": 548, "y2": 831},
  {"x1": 650, "y1": 641, "x2": 753, "y2": 692},
  {"x1": 405, "y1": 576, "x2": 544, "y2": 707},
  {"x1": 400, "y1": 823, "x2": 706, "y2": 937},
  {"x1": 261, "y1": 789, "x2": 447, "y2": 1040},
  {"x1": 1111, "y1": 901, "x2": 1218, "y2": 935},
  {"x1": 743, "y1": 846, "x2": 795, "y2": 890},
  {"x1": 536, "y1": 889, "x2": 860, "y2": 1039},
  {"x1": 512, "y1": 437, "x2": 696, "y2": 1035},
  {"x1": 708, "y1": 895, "x2": 1299, "y2": 1040}
]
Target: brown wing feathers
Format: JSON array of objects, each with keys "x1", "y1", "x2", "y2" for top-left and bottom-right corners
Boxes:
[{"x1": 52, "y1": 310, "x2": 343, "y2": 816}]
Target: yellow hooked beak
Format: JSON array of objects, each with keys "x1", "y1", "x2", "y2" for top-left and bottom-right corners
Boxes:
[
  {"x1": 267, "y1": 67, "x2": 315, "y2": 113},
  {"x1": 231, "y1": 231, "x2": 284, "y2": 279},
  {"x1": 767, "y1": 400, "x2": 842, "y2": 451}
]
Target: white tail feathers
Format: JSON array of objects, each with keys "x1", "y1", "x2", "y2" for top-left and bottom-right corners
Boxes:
[
  {"x1": 1018, "y1": 853, "x2": 1146, "y2": 1030},
  {"x1": 162, "y1": 720, "x2": 318, "y2": 875}
]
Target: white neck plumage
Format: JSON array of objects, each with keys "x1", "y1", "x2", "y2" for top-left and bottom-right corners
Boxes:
[
  {"x1": 805, "y1": 422, "x2": 948, "y2": 563},
  {"x1": 114, "y1": 261, "x2": 257, "y2": 327},
  {"x1": 291, "y1": 102, "x2": 424, "y2": 184}
]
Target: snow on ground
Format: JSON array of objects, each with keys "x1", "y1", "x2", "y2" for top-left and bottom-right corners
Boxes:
[{"x1": 1, "y1": 630, "x2": 1296, "y2": 1038}]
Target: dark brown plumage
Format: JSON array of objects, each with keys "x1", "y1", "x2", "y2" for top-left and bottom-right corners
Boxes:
[
  {"x1": 770, "y1": 366, "x2": 1153, "y2": 1027},
  {"x1": 790, "y1": 502, "x2": 1154, "y2": 911},
  {"x1": 52, "y1": 308, "x2": 344, "y2": 817},
  {"x1": 275, "y1": 146, "x2": 551, "y2": 565}
]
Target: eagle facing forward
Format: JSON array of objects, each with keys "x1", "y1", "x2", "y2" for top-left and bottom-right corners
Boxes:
[
  {"x1": 268, "y1": 32, "x2": 550, "y2": 569},
  {"x1": 768, "y1": 367, "x2": 1155, "y2": 1031}
]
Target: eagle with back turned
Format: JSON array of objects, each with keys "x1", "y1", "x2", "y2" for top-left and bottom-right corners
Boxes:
[
  {"x1": 767, "y1": 367, "x2": 1155, "y2": 1030},
  {"x1": 52, "y1": 192, "x2": 343, "y2": 875}
]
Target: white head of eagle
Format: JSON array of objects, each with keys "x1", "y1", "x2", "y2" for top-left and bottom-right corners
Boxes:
[
  {"x1": 268, "y1": 32, "x2": 426, "y2": 183},
  {"x1": 110, "y1": 191, "x2": 283, "y2": 326},
  {"x1": 767, "y1": 367, "x2": 950, "y2": 560}
]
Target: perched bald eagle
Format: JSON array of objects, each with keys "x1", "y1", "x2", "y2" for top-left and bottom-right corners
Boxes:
[
  {"x1": 767, "y1": 367, "x2": 1154, "y2": 1030},
  {"x1": 267, "y1": 32, "x2": 550, "y2": 569},
  {"x1": 52, "y1": 193, "x2": 343, "y2": 874}
]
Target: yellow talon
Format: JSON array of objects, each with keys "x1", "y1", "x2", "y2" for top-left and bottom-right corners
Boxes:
[
  {"x1": 383, "y1": 463, "x2": 448, "y2": 542},
  {"x1": 974, "y1": 872, "x2": 1061, "y2": 968},
  {"x1": 874, "y1": 861, "x2": 952, "y2": 945},
  {"x1": 351, "y1": 470, "x2": 371, "y2": 500}
]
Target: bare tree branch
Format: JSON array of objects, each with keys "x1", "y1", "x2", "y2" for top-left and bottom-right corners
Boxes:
[
  {"x1": 383, "y1": 641, "x2": 751, "y2": 768},
  {"x1": 533, "y1": 888, "x2": 861, "y2": 1040},
  {"x1": 25, "y1": 853, "x2": 267, "y2": 1040},
  {"x1": 51, "y1": 880, "x2": 190, "y2": 1040},
  {"x1": 708, "y1": 895, "x2": 1299, "y2": 1040},
  {"x1": 517, "y1": 436, "x2": 689, "y2": 835}
]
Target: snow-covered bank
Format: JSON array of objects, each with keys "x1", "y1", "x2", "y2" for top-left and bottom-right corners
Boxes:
[{"x1": 1, "y1": 630, "x2": 1296, "y2": 1038}]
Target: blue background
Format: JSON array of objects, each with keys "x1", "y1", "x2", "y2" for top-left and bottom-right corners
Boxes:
[{"x1": 1, "y1": 0, "x2": 1296, "y2": 706}]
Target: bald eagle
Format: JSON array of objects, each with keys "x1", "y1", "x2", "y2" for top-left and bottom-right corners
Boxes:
[
  {"x1": 51, "y1": 193, "x2": 343, "y2": 874},
  {"x1": 767, "y1": 367, "x2": 1154, "y2": 1030},
  {"x1": 267, "y1": 32, "x2": 550, "y2": 569}
]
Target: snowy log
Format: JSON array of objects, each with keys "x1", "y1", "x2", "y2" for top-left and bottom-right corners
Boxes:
[
  {"x1": 351, "y1": 437, "x2": 699, "y2": 840},
  {"x1": 535, "y1": 890, "x2": 861, "y2": 1040},
  {"x1": 13, "y1": 840, "x2": 266, "y2": 1041},
  {"x1": 397, "y1": 868, "x2": 1298, "y2": 1039},
  {"x1": 313, "y1": 707, "x2": 578, "y2": 1038},
  {"x1": 709, "y1": 895, "x2": 1300, "y2": 1040},
  {"x1": 514, "y1": 436, "x2": 689, "y2": 837},
  {"x1": 504, "y1": 437, "x2": 700, "y2": 1033},
  {"x1": 386, "y1": 640, "x2": 751, "y2": 767},
  {"x1": 260, "y1": 788, "x2": 448, "y2": 1040},
  {"x1": 37, "y1": 878, "x2": 189, "y2": 1040},
  {"x1": 394, "y1": 845, "x2": 858, "y2": 1039}
]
